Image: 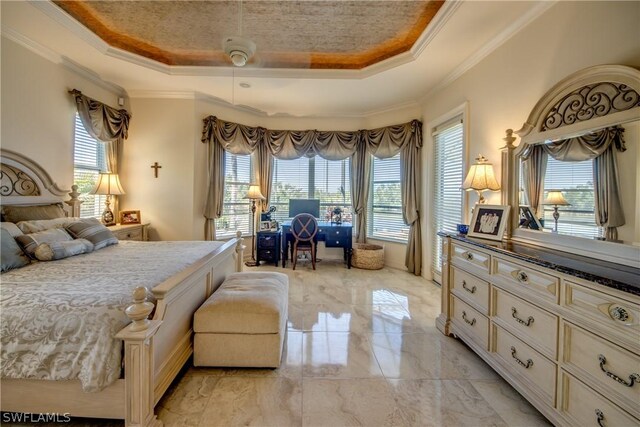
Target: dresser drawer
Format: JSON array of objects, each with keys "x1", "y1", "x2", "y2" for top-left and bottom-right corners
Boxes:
[
  {"x1": 493, "y1": 325, "x2": 556, "y2": 405},
  {"x1": 564, "y1": 281, "x2": 640, "y2": 347},
  {"x1": 451, "y1": 243, "x2": 490, "y2": 273},
  {"x1": 113, "y1": 226, "x2": 142, "y2": 241},
  {"x1": 493, "y1": 256, "x2": 558, "y2": 302},
  {"x1": 451, "y1": 267, "x2": 489, "y2": 314},
  {"x1": 559, "y1": 371, "x2": 639, "y2": 427},
  {"x1": 451, "y1": 295, "x2": 489, "y2": 350},
  {"x1": 258, "y1": 235, "x2": 278, "y2": 248},
  {"x1": 493, "y1": 287, "x2": 558, "y2": 358},
  {"x1": 562, "y1": 322, "x2": 640, "y2": 416}
]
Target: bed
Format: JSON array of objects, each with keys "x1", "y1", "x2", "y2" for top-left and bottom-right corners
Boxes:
[{"x1": 0, "y1": 149, "x2": 244, "y2": 426}]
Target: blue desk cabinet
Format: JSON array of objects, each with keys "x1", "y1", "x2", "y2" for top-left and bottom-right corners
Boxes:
[
  {"x1": 281, "y1": 221, "x2": 353, "y2": 268},
  {"x1": 256, "y1": 230, "x2": 281, "y2": 266}
]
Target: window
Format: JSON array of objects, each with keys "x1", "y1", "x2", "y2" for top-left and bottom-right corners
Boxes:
[
  {"x1": 368, "y1": 153, "x2": 406, "y2": 242},
  {"x1": 73, "y1": 114, "x2": 106, "y2": 218},
  {"x1": 216, "y1": 153, "x2": 253, "y2": 238},
  {"x1": 432, "y1": 118, "x2": 464, "y2": 280},
  {"x1": 543, "y1": 157, "x2": 597, "y2": 238},
  {"x1": 271, "y1": 156, "x2": 351, "y2": 222}
]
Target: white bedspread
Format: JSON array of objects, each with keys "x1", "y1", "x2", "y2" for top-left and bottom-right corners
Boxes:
[{"x1": 0, "y1": 240, "x2": 224, "y2": 392}]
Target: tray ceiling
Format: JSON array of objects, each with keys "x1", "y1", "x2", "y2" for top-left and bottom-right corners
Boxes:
[{"x1": 53, "y1": 0, "x2": 444, "y2": 69}]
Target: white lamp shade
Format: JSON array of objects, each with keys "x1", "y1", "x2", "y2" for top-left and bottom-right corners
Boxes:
[
  {"x1": 244, "y1": 184, "x2": 265, "y2": 200},
  {"x1": 91, "y1": 173, "x2": 125, "y2": 196},
  {"x1": 543, "y1": 190, "x2": 570, "y2": 206},
  {"x1": 462, "y1": 155, "x2": 500, "y2": 192}
]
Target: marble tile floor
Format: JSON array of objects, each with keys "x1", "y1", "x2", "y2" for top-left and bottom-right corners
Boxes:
[{"x1": 7, "y1": 260, "x2": 551, "y2": 427}]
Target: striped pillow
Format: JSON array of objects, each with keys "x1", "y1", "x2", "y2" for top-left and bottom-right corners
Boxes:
[
  {"x1": 34, "y1": 239, "x2": 94, "y2": 261},
  {"x1": 65, "y1": 219, "x2": 118, "y2": 250},
  {"x1": 15, "y1": 228, "x2": 73, "y2": 259}
]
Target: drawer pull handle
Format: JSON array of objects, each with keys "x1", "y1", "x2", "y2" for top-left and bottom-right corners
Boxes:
[
  {"x1": 516, "y1": 271, "x2": 529, "y2": 283},
  {"x1": 510, "y1": 346, "x2": 533, "y2": 369},
  {"x1": 608, "y1": 306, "x2": 629, "y2": 322},
  {"x1": 461, "y1": 311, "x2": 476, "y2": 326},
  {"x1": 511, "y1": 307, "x2": 534, "y2": 327},
  {"x1": 462, "y1": 280, "x2": 476, "y2": 294},
  {"x1": 595, "y1": 409, "x2": 605, "y2": 427},
  {"x1": 465, "y1": 252, "x2": 474, "y2": 261},
  {"x1": 598, "y1": 354, "x2": 640, "y2": 387}
]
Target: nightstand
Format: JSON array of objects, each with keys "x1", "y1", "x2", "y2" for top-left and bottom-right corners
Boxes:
[
  {"x1": 256, "y1": 229, "x2": 281, "y2": 266},
  {"x1": 110, "y1": 222, "x2": 150, "y2": 241}
]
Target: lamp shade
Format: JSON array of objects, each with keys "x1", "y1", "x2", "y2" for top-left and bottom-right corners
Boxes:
[
  {"x1": 244, "y1": 184, "x2": 265, "y2": 200},
  {"x1": 543, "y1": 190, "x2": 570, "y2": 206},
  {"x1": 462, "y1": 155, "x2": 500, "y2": 192},
  {"x1": 91, "y1": 173, "x2": 125, "y2": 196}
]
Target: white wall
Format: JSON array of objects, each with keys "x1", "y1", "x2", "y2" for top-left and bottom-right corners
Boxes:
[
  {"x1": 419, "y1": 1, "x2": 640, "y2": 279},
  {"x1": 1, "y1": 37, "x2": 124, "y2": 190}
]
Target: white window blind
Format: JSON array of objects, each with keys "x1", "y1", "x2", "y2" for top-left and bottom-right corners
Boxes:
[
  {"x1": 216, "y1": 153, "x2": 253, "y2": 238},
  {"x1": 432, "y1": 119, "x2": 464, "y2": 279},
  {"x1": 270, "y1": 156, "x2": 351, "y2": 222},
  {"x1": 368, "y1": 153, "x2": 407, "y2": 242},
  {"x1": 543, "y1": 157, "x2": 597, "y2": 238},
  {"x1": 73, "y1": 113, "x2": 106, "y2": 218}
]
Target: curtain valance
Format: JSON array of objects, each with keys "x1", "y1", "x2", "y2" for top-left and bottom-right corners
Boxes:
[
  {"x1": 200, "y1": 115, "x2": 421, "y2": 160},
  {"x1": 69, "y1": 89, "x2": 131, "y2": 143},
  {"x1": 541, "y1": 126, "x2": 625, "y2": 161}
]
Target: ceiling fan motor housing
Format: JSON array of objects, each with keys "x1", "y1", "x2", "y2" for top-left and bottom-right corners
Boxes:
[{"x1": 223, "y1": 36, "x2": 256, "y2": 67}]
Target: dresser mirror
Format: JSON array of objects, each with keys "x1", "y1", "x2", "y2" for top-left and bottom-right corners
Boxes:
[{"x1": 502, "y1": 65, "x2": 640, "y2": 267}]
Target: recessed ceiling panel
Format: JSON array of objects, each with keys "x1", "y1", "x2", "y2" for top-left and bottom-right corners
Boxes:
[{"x1": 52, "y1": 0, "x2": 444, "y2": 69}]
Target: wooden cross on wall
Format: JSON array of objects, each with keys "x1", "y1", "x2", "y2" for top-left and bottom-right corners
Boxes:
[{"x1": 151, "y1": 162, "x2": 162, "y2": 178}]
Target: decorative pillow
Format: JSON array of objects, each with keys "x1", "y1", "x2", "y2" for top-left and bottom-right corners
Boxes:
[
  {"x1": 2, "y1": 203, "x2": 66, "y2": 223},
  {"x1": 1, "y1": 229, "x2": 31, "y2": 272},
  {"x1": 15, "y1": 228, "x2": 73, "y2": 259},
  {"x1": 17, "y1": 217, "x2": 81, "y2": 234},
  {"x1": 34, "y1": 239, "x2": 94, "y2": 261},
  {"x1": 65, "y1": 218, "x2": 118, "y2": 250},
  {"x1": 1, "y1": 222, "x2": 24, "y2": 237}
]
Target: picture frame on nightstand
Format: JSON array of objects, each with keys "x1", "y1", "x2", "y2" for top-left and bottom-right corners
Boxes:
[{"x1": 120, "y1": 210, "x2": 141, "y2": 225}]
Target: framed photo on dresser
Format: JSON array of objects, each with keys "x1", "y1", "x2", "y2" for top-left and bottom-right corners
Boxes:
[{"x1": 468, "y1": 204, "x2": 510, "y2": 241}]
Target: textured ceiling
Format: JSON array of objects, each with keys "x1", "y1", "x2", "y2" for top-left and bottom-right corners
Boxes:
[{"x1": 52, "y1": 0, "x2": 444, "y2": 69}]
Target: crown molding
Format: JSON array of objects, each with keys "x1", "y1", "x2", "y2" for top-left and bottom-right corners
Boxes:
[
  {"x1": 128, "y1": 90, "x2": 196, "y2": 99},
  {"x1": 2, "y1": 27, "x2": 62, "y2": 64},
  {"x1": 419, "y1": 0, "x2": 557, "y2": 103},
  {"x1": 61, "y1": 57, "x2": 127, "y2": 96},
  {"x1": 28, "y1": 0, "x2": 459, "y2": 80}
]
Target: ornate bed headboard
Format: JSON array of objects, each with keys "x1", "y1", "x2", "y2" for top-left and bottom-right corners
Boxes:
[{"x1": 0, "y1": 149, "x2": 81, "y2": 216}]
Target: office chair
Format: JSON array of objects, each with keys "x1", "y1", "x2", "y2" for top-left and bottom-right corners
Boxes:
[{"x1": 291, "y1": 213, "x2": 318, "y2": 270}]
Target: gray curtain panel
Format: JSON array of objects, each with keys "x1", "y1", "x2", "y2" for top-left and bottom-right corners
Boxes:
[
  {"x1": 70, "y1": 89, "x2": 131, "y2": 217},
  {"x1": 542, "y1": 126, "x2": 626, "y2": 239},
  {"x1": 201, "y1": 116, "x2": 423, "y2": 271},
  {"x1": 521, "y1": 144, "x2": 548, "y2": 218},
  {"x1": 350, "y1": 144, "x2": 371, "y2": 244},
  {"x1": 201, "y1": 116, "x2": 226, "y2": 240}
]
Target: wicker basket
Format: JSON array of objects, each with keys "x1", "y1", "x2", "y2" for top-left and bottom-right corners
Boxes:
[{"x1": 351, "y1": 243, "x2": 385, "y2": 270}]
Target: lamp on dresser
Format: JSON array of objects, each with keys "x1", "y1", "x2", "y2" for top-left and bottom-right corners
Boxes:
[
  {"x1": 91, "y1": 172, "x2": 125, "y2": 226},
  {"x1": 244, "y1": 184, "x2": 265, "y2": 267},
  {"x1": 543, "y1": 190, "x2": 570, "y2": 233},
  {"x1": 462, "y1": 154, "x2": 500, "y2": 204}
]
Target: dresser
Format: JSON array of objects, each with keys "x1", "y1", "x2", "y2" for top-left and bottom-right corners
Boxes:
[
  {"x1": 438, "y1": 233, "x2": 640, "y2": 427},
  {"x1": 110, "y1": 222, "x2": 150, "y2": 241},
  {"x1": 256, "y1": 229, "x2": 281, "y2": 266}
]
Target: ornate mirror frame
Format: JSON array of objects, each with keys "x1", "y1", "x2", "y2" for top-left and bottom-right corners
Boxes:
[{"x1": 501, "y1": 65, "x2": 640, "y2": 267}]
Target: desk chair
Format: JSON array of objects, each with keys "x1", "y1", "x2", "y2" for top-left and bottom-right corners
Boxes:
[{"x1": 291, "y1": 213, "x2": 318, "y2": 270}]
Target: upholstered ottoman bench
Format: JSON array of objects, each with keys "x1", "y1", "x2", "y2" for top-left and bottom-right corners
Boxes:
[{"x1": 193, "y1": 271, "x2": 289, "y2": 368}]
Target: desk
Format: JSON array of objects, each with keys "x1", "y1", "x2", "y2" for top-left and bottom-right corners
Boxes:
[{"x1": 281, "y1": 221, "x2": 353, "y2": 268}]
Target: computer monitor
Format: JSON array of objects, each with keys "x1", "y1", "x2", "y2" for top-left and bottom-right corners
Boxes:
[{"x1": 289, "y1": 199, "x2": 320, "y2": 219}]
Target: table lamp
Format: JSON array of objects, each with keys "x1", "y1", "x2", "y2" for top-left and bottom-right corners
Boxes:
[
  {"x1": 91, "y1": 172, "x2": 125, "y2": 226},
  {"x1": 462, "y1": 154, "x2": 500, "y2": 204},
  {"x1": 244, "y1": 184, "x2": 265, "y2": 267},
  {"x1": 543, "y1": 190, "x2": 570, "y2": 233}
]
